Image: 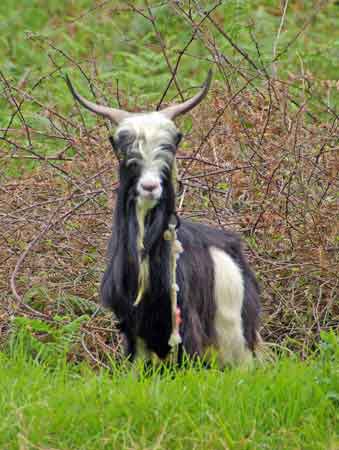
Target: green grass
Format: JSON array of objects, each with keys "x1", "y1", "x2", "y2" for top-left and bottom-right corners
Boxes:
[
  {"x1": 1, "y1": 333, "x2": 339, "y2": 450},
  {"x1": 1, "y1": 0, "x2": 338, "y2": 115}
]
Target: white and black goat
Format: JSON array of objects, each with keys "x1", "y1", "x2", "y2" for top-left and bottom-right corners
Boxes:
[{"x1": 66, "y1": 72, "x2": 260, "y2": 366}]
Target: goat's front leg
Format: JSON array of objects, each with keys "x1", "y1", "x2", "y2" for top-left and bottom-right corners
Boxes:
[
  {"x1": 132, "y1": 338, "x2": 162, "y2": 376},
  {"x1": 118, "y1": 320, "x2": 137, "y2": 362}
]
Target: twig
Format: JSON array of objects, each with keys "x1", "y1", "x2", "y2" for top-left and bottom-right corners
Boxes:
[{"x1": 272, "y1": 0, "x2": 289, "y2": 78}]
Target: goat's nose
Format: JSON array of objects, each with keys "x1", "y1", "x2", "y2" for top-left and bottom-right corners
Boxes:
[{"x1": 141, "y1": 181, "x2": 159, "y2": 192}]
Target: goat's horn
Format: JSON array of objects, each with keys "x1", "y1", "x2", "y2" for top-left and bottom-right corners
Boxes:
[
  {"x1": 161, "y1": 70, "x2": 212, "y2": 120},
  {"x1": 65, "y1": 75, "x2": 131, "y2": 125}
]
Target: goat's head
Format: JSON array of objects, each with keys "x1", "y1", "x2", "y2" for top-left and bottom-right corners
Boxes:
[{"x1": 66, "y1": 71, "x2": 212, "y2": 208}]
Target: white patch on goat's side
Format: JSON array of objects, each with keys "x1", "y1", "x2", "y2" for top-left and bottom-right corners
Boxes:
[{"x1": 209, "y1": 246, "x2": 252, "y2": 366}]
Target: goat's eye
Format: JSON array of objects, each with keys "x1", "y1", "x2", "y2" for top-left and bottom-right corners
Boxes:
[{"x1": 160, "y1": 144, "x2": 175, "y2": 153}]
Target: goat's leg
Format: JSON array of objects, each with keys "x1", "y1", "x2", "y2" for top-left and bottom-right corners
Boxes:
[{"x1": 118, "y1": 320, "x2": 137, "y2": 362}]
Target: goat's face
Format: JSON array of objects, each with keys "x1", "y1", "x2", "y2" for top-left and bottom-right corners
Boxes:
[
  {"x1": 113, "y1": 113, "x2": 181, "y2": 205},
  {"x1": 65, "y1": 70, "x2": 212, "y2": 209}
]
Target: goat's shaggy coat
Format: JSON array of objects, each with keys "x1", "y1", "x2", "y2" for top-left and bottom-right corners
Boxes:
[
  {"x1": 100, "y1": 116, "x2": 260, "y2": 365},
  {"x1": 66, "y1": 72, "x2": 260, "y2": 366}
]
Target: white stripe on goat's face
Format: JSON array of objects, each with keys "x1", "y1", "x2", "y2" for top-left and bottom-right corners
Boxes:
[{"x1": 115, "y1": 113, "x2": 180, "y2": 206}]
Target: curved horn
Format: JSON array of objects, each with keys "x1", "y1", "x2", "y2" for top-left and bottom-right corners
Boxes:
[
  {"x1": 161, "y1": 70, "x2": 212, "y2": 120},
  {"x1": 65, "y1": 75, "x2": 131, "y2": 125}
]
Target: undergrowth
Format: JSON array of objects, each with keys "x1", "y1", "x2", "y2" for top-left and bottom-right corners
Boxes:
[{"x1": 0, "y1": 1, "x2": 338, "y2": 363}]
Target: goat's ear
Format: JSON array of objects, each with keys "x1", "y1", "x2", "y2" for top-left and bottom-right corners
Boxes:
[
  {"x1": 175, "y1": 132, "x2": 183, "y2": 147},
  {"x1": 109, "y1": 135, "x2": 123, "y2": 161},
  {"x1": 109, "y1": 135, "x2": 117, "y2": 151}
]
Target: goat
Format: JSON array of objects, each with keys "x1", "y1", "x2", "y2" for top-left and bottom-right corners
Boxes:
[{"x1": 66, "y1": 71, "x2": 260, "y2": 366}]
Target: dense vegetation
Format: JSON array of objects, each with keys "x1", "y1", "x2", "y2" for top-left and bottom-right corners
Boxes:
[{"x1": 0, "y1": 1, "x2": 338, "y2": 448}]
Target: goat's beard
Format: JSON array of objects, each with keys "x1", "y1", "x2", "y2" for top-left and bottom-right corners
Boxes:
[
  {"x1": 111, "y1": 172, "x2": 175, "y2": 302},
  {"x1": 132, "y1": 179, "x2": 175, "y2": 305},
  {"x1": 139, "y1": 196, "x2": 173, "y2": 258}
]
